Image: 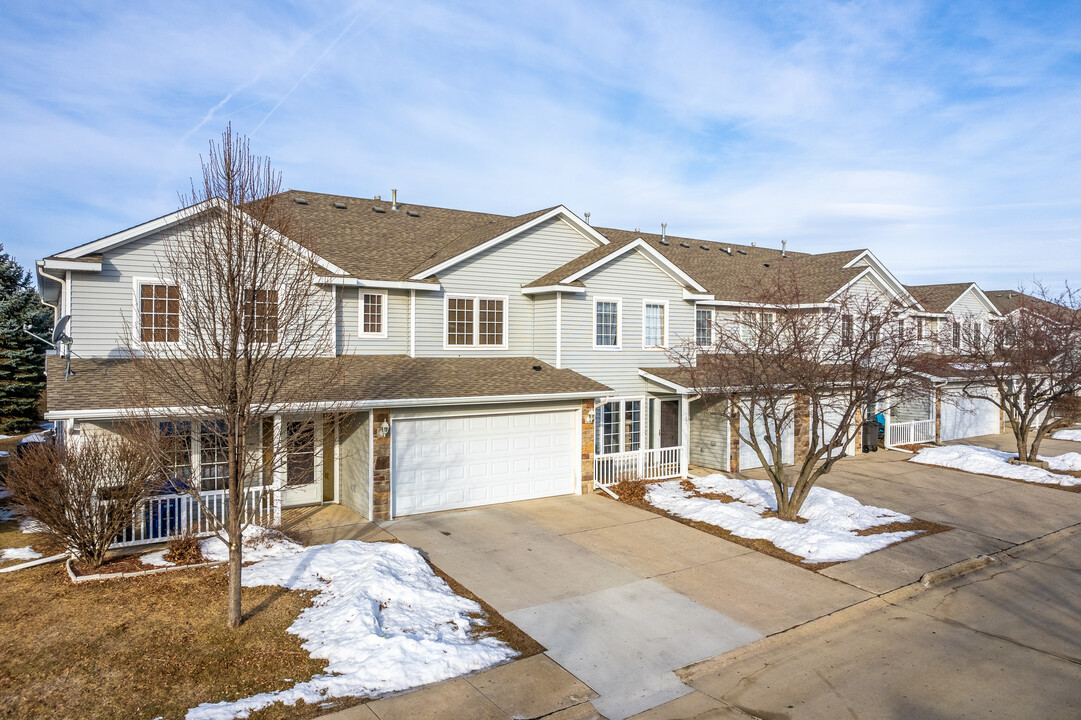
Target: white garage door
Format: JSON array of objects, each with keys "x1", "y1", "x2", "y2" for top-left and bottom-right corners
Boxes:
[
  {"x1": 739, "y1": 403, "x2": 795, "y2": 470},
  {"x1": 392, "y1": 410, "x2": 578, "y2": 517},
  {"x1": 941, "y1": 389, "x2": 1000, "y2": 441}
]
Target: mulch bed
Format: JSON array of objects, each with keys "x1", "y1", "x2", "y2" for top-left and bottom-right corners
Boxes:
[{"x1": 606, "y1": 478, "x2": 950, "y2": 572}]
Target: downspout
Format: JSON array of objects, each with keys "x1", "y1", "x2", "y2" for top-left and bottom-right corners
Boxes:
[{"x1": 36, "y1": 261, "x2": 65, "y2": 327}]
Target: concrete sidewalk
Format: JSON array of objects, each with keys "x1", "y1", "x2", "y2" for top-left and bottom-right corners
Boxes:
[{"x1": 380, "y1": 495, "x2": 869, "y2": 718}]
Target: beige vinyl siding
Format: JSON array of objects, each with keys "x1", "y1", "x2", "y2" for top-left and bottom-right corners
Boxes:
[
  {"x1": 67, "y1": 222, "x2": 337, "y2": 359},
  {"x1": 560, "y1": 251, "x2": 694, "y2": 396},
  {"x1": 413, "y1": 216, "x2": 599, "y2": 358},
  {"x1": 68, "y1": 230, "x2": 175, "y2": 358},
  {"x1": 532, "y1": 295, "x2": 558, "y2": 366},
  {"x1": 338, "y1": 412, "x2": 371, "y2": 519},
  {"x1": 337, "y1": 287, "x2": 410, "y2": 354},
  {"x1": 689, "y1": 400, "x2": 728, "y2": 471}
]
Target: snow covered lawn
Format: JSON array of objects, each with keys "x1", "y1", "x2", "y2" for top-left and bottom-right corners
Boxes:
[
  {"x1": 1053, "y1": 429, "x2": 1081, "y2": 442},
  {"x1": 911, "y1": 445, "x2": 1081, "y2": 487},
  {"x1": 646, "y1": 475, "x2": 920, "y2": 564},
  {"x1": 186, "y1": 539, "x2": 516, "y2": 720},
  {"x1": 0, "y1": 546, "x2": 41, "y2": 561}
]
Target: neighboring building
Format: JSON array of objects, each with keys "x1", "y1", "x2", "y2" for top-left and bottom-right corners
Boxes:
[{"x1": 33, "y1": 191, "x2": 1013, "y2": 531}]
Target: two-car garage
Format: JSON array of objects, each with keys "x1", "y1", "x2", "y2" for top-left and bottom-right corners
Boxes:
[{"x1": 390, "y1": 409, "x2": 580, "y2": 517}]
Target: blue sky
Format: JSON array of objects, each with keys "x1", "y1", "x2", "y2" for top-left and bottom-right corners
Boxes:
[{"x1": 2, "y1": 0, "x2": 1080, "y2": 291}]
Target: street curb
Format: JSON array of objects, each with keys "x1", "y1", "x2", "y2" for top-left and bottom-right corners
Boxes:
[
  {"x1": 920, "y1": 555, "x2": 995, "y2": 588},
  {"x1": 678, "y1": 520, "x2": 1081, "y2": 685}
]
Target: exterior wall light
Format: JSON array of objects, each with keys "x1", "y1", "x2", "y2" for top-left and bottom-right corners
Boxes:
[
  {"x1": 585, "y1": 408, "x2": 595, "y2": 424},
  {"x1": 378, "y1": 420, "x2": 390, "y2": 438}
]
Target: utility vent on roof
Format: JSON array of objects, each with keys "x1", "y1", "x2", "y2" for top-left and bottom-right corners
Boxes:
[
  {"x1": 736, "y1": 249, "x2": 747, "y2": 255},
  {"x1": 679, "y1": 242, "x2": 690, "y2": 248},
  {"x1": 763, "y1": 263, "x2": 770, "y2": 268},
  {"x1": 407, "y1": 210, "x2": 420, "y2": 217},
  {"x1": 293, "y1": 197, "x2": 309, "y2": 205},
  {"x1": 700, "y1": 245, "x2": 710, "y2": 251},
  {"x1": 373, "y1": 206, "x2": 386, "y2": 213},
  {"x1": 722, "y1": 247, "x2": 733, "y2": 256},
  {"x1": 333, "y1": 202, "x2": 347, "y2": 209},
  {"x1": 659, "y1": 239, "x2": 669, "y2": 246}
]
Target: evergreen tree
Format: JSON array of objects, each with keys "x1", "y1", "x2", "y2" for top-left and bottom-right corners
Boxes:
[{"x1": 0, "y1": 245, "x2": 51, "y2": 434}]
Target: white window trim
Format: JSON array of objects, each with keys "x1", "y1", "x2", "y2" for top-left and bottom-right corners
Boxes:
[
  {"x1": 592, "y1": 296, "x2": 622, "y2": 350},
  {"x1": 695, "y1": 306, "x2": 714, "y2": 348},
  {"x1": 642, "y1": 299, "x2": 669, "y2": 349},
  {"x1": 595, "y1": 396, "x2": 645, "y2": 454},
  {"x1": 359, "y1": 290, "x2": 389, "y2": 339},
  {"x1": 243, "y1": 285, "x2": 284, "y2": 346},
  {"x1": 442, "y1": 293, "x2": 510, "y2": 350},
  {"x1": 132, "y1": 276, "x2": 183, "y2": 347}
]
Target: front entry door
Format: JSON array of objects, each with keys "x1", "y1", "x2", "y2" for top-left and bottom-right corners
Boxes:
[
  {"x1": 660, "y1": 400, "x2": 680, "y2": 448},
  {"x1": 281, "y1": 419, "x2": 322, "y2": 507}
]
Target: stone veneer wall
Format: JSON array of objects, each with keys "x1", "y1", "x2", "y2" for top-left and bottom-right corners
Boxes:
[
  {"x1": 371, "y1": 409, "x2": 391, "y2": 521},
  {"x1": 581, "y1": 399, "x2": 594, "y2": 493}
]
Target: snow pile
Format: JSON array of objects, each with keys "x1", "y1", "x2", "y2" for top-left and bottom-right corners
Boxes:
[
  {"x1": 1053, "y1": 429, "x2": 1081, "y2": 442},
  {"x1": 1, "y1": 546, "x2": 42, "y2": 561},
  {"x1": 647, "y1": 475, "x2": 919, "y2": 563},
  {"x1": 0, "y1": 487, "x2": 10, "y2": 500},
  {"x1": 19, "y1": 516, "x2": 48, "y2": 533},
  {"x1": 911, "y1": 445, "x2": 1081, "y2": 487},
  {"x1": 143, "y1": 526, "x2": 305, "y2": 567},
  {"x1": 0, "y1": 506, "x2": 18, "y2": 523},
  {"x1": 186, "y1": 540, "x2": 515, "y2": 720}
]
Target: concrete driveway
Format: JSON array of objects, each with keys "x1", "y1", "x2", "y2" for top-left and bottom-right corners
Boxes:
[{"x1": 380, "y1": 494, "x2": 871, "y2": 719}]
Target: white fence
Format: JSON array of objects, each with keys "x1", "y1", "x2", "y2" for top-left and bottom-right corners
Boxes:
[
  {"x1": 887, "y1": 419, "x2": 935, "y2": 447},
  {"x1": 113, "y1": 486, "x2": 278, "y2": 548},
  {"x1": 594, "y1": 447, "x2": 683, "y2": 488}
]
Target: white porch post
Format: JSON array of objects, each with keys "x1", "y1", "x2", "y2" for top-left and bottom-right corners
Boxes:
[
  {"x1": 272, "y1": 414, "x2": 283, "y2": 525},
  {"x1": 680, "y1": 394, "x2": 690, "y2": 478},
  {"x1": 884, "y1": 406, "x2": 891, "y2": 449}
]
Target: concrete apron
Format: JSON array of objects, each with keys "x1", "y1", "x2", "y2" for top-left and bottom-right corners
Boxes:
[{"x1": 380, "y1": 497, "x2": 764, "y2": 720}]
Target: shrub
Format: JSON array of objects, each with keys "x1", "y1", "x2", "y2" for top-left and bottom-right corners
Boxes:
[{"x1": 163, "y1": 532, "x2": 204, "y2": 565}]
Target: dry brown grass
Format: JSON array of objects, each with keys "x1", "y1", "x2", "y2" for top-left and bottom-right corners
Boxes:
[
  {"x1": 606, "y1": 479, "x2": 950, "y2": 572},
  {"x1": 0, "y1": 533, "x2": 331, "y2": 720}
]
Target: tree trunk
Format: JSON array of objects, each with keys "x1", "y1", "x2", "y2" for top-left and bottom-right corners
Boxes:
[{"x1": 227, "y1": 539, "x2": 243, "y2": 627}]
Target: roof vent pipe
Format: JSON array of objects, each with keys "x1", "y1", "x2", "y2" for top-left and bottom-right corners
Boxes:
[
  {"x1": 661, "y1": 222, "x2": 667, "y2": 242},
  {"x1": 781, "y1": 239, "x2": 787, "y2": 258},
  {"x1": 391, "y1": 188, "x2": 399, "y2": 210},
  {"x1": 584, "y1": 211, "x2": 591, "y2": 226}
]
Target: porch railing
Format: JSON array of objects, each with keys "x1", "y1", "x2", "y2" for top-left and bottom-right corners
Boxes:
[
  {"x1": 594, "y1": 446, "x2": 683, "y2": 488},
  {"x1": 113, "y1": 486, "x2": 278, "y2": 549},
  {"x1": 887, "y1": 419, "x2": 935, "y2": 447}
]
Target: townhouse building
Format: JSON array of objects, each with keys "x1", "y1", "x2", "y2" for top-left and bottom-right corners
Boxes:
[{"x1": 34, "y1": 191, "x2": 1008, "y2": 531}]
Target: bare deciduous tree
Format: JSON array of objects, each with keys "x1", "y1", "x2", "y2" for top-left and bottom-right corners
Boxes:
[
  {"x1": 5, "y1": 424, "x2": 164, "y2": 569},
  {"x1": 671, "y1": 274, "x2": 924, "y2": 520},
  {"x1": 941, "y1": 286, "x2": 1081, "y2": 463},
  {"x1": 123, "y1": 125, "x2": 342, "y2": 627}
]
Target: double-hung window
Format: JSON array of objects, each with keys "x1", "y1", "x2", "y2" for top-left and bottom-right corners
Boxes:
[
  {"x1": 971, "y1": 321, "x2": 982, "y2": 351},
  {"x1": 445, "y1": 294, "x2": 506, "y2": 348},
  {"x1": 244, "y1": 289, "x2": 279, "y2": 343},
  {"x1": 360, "y1": 292, "x2": 387, "y2": 337},
  {"x1": 952, "y1": 320, "x2": 961, "y2": 349},
  {"x1": 840, "y1": 315, "x2": 854, "y2": 347},
  {"x1": 594, "y1": 298, "x2": 621, "y2": 349},
  {"x1": 643, "y1": 301, "x2": 667, "y2": 349},
  {"x1": 160, "y1": 421, "x2": 191, "y2": 485},
  {"x1": 200, "y1": 422, "x2": 228, "y2": 491},
  {"x1": 695, "y1": 308, "x2": 714, "y2": 348},
  {"x1": 139, "y1": 282, "x2": 180, "y2": 343},
  {"x1": 741, "y1": 311, "x2": 775, "y2": 343}
]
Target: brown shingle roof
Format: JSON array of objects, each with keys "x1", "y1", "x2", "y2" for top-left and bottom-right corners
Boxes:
[
  {"x1": 46, "y1": 355, "x2": 610, "y2": 414},
  {"x1": 263, "y1": 191, "x2": 558, "y2": 283},
  {"x1": 527, "y1": 227, "x2": 866, "y2": 303},
  {"x1": 904, "y1": 283, "x2": 974, "y2": 313}
]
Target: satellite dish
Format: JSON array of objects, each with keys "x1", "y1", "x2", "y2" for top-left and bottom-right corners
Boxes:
[{"x1": 52, "y1": 315, "x2": 72, "y2": 343}]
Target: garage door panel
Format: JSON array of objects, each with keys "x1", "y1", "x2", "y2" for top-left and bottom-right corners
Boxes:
[
  {"x1": 392, "y1": 410, "x2": 578, "y2": 516},
  {"x1": 942, "y1": 389, "x2": 999, "y2": 441}
]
